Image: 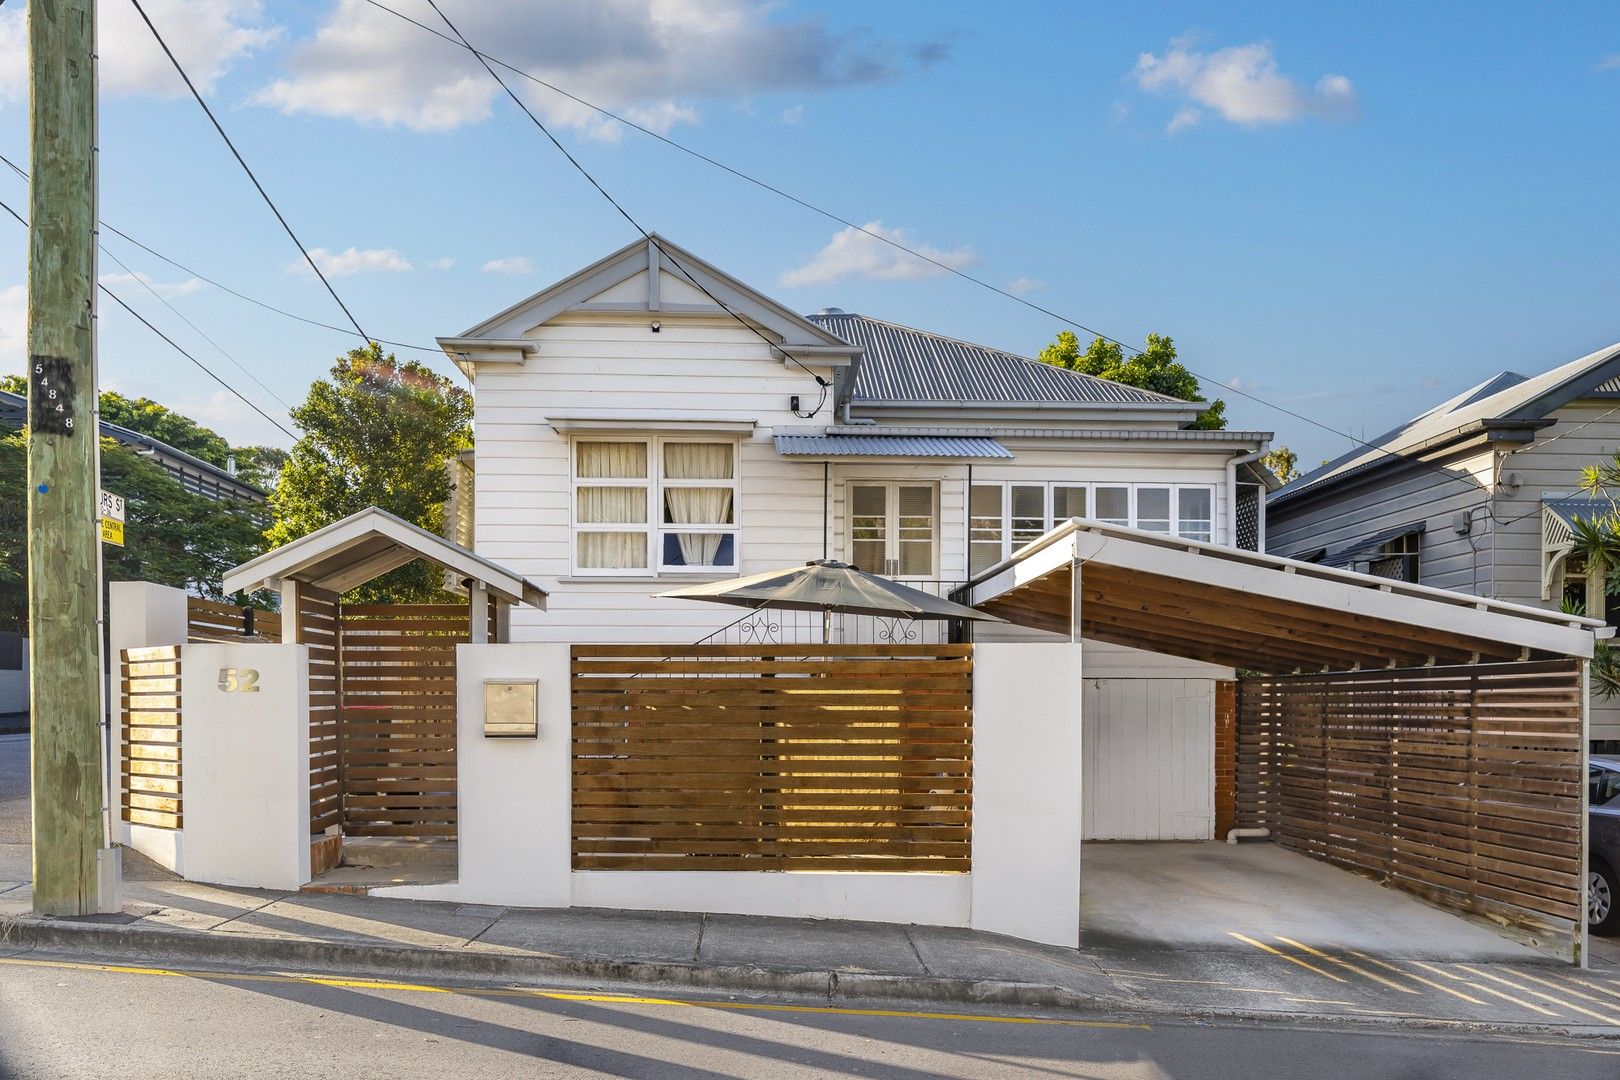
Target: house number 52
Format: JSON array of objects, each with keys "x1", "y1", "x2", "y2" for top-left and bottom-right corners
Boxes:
[{"x1": 218, "y1": 668, "x2": 260, "y2": 693}]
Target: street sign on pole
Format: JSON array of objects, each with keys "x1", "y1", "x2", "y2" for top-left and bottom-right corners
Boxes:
[{"x1": 99, "y1": 490, "x2": 125, "y2": 546}]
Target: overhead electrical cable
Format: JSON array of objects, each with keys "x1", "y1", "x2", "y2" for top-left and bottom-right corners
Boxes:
[
  {"x1": 129, "y1": 0, "x2": 372, "y2": 343},
  {"x1": 420, "y1": 0, "x2": 831, "y2": 418},
  {"x1": 399, "y1": 0, "x2": 1491, "y2": 493},
  {"x1": 0, "y1": 150, "x2": 439, "y2": 356},
  {"x1": 0, "y1": 194, "x2": 298, "y2": 442}
]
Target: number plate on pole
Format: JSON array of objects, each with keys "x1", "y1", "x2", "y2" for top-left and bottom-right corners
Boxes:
[{"x1": 29, "y1": 355, "x2": 76, "y2": 435}]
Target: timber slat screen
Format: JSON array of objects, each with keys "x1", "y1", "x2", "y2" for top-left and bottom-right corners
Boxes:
[
  {"x1": 571, "y1": 644, "x2": 973, "y2": 872},
  {"x1": 337, "y1": 604, "x2": 467, "y2": 838},
  {"x1": 301, "y1": 585, "x2": 342, "y2": 834},
  {"x1": 1236, "y1": 661, "x2": 1583, "y2": 933},
  {"x1": 186, "y1": 596, "x2": 281, "y2": 643},
  {"x1": 120, "y1": 646, "x2": 182, "y2": 829}
]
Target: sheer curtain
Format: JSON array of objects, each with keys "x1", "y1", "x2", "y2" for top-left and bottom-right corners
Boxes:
[
  {"x1": 663, "y1": 443, "x2": 733, "y2": 565},
  {"x1": 576, "y1": 442, "x2": 647, "y2": 569}
]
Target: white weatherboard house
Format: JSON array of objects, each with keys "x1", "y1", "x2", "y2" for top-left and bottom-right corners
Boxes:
[{"x1": 437, "y1": 236, "x2": 1277, "y2": 842}]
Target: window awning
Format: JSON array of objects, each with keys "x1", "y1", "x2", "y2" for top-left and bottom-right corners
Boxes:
[
  {"x1": 773, "y1": 434, "x2": 1012, "y2": 460},
  {"x1": 1542, "y1": 496, "x2": 1608, "y2": 599},
  {"x1": 965, "y1": 519, "x2": 1606, "y2": 673},
  {"x1": 1319, "y1": 521, "x2": 1426, "y2": 569}
]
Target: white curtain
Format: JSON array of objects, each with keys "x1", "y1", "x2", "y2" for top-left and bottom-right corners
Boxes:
[
  {"x1": 576, "y1": 442, "x2": 648, "y2": 569},
  {"x1": 663, "y1": 444, "x2": 733, "y2": 565}
]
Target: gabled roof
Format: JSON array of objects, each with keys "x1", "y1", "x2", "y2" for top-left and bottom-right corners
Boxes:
[
  {"x1": 439, "y1": 235, "x2": 861, "y2": 380},
  {"x1": 805, "y1": 310, "x2": 1196, "y2": 410},
  {"x1": 223, "y1": 507, "x2": 547, "y2": 607},
  {"x1": 1273, "y1": 341, "x2": 1620, "y2": 507}
]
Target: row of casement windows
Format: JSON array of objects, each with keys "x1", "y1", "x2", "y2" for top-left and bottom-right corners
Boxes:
[
  {"x1": 968, "y1": 482, "x2": 1215, "y2": 575},
  {"x1": 568, "y1": 439, "x2": 1217, "y2": 577}
]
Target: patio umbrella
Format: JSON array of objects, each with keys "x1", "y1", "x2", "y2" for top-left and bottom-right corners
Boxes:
[{"x1": 657, "y1": 559, "x2": 1002, "y2": 641}]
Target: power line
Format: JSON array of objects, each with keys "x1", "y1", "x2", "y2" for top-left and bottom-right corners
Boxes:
[
  {"x1": 0, "y1": 150, "x2": 440, "y2": 356},
  {"x1": 0, "y1": 194, "x2": 298, "y2": 441},
  {"x1": 420, "y1": 0, "x2": 831, "y2": 417},
  {"x1": 129, "y1": 0, "x2": 371, "y2": 343},
  {"x1": 391, "y1": 0, "x2": 1489, "y2": 495}
]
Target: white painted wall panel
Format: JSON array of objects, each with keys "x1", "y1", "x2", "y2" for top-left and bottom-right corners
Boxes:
[{"x1": 1081, "y1": 678, "x2": 1214, "y2": 840}]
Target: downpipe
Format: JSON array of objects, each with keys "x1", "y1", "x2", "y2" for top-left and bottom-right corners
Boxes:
[{"x1": 1226, "y1": 828, "x2": 1270, "y2": 844}]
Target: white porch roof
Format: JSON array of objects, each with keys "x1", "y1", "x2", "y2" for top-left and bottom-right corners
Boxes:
[
  {"x1": 223, "y1": 507, "x2": 548, "y2": 608},
  {"x1": 966, "y1": 520, "x2": 1608, "y2": 673}
]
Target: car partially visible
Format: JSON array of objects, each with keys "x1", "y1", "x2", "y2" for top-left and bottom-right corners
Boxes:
[{"x1": 1588, "y1": 755, "x2": 1620, "y2": 935}]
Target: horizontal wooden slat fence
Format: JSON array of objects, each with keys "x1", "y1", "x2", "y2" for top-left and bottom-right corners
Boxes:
[
  {"x1": 120, "y1": 645, "x2": 183, "y2": 829},
  {"x1": 572, "y1": 643, "x2": 973, "y2": 872},
  {"x1": 337, "y1": 604, "x2": 467, "y2": 839},
  {"x1": 1236, "y1": 660, "x2": 1583, "y2": 936},
  {"x1": 187, "y1": 596, "x2": 281, "y2": 643},
  {"x1": 301, "y1": 585, "x2": 343, "y2": 834}
]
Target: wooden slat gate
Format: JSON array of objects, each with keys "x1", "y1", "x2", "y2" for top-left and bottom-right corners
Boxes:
[
  {"x1": 1236, "y1": 660, "x2": 1584, "y2": 948},
  {"x1": 571, "y1": 644, "x2": 973, "y2": 871},
  {"x1": 335, "y1": 604, "x2": 467, "y2": 839},
  {"x1": 120, "y1": 645, "x2": 183, "y2": 829}
]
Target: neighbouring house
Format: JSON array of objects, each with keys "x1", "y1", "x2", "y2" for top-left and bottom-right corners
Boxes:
[
  {"x1": 0, "y1": 389, "x2": 268, "y2": 714},
  {"x1": 1265, "y1": 340, "x2": 1620, "y2": 746},
  {"x1": 437, "y1": 234, "x2": 1277, "y2": 841},
  {"x1": 0, "y1": 388, "x2": 267, "y2": 504}
]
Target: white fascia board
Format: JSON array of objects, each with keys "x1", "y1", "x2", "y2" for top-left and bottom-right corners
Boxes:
[
  {"x1": 969, "y1": 533, "x2": 1078, "y2": 607},
  {"x1": 437, "y1": 337, "x2": 536, "y2": 380},
  {"x1": 547, "y1": 416, "x2": 759, "y2": 434}
]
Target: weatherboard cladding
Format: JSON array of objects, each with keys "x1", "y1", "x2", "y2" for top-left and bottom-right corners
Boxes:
[
  {"x1": 773, "y1": 434, "x2": 1013, "y2": 459},
  {"x1": 805, "y1": 311, "x2": 1188, "y2": 407}
]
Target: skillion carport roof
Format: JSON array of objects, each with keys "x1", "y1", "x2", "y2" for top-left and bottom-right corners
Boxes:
[{"x1": 964, "y1": 520, "x2": 1608, "y2": 673}]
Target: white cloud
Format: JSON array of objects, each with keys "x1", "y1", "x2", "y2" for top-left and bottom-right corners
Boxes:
[
  {"x1": 480, "y1": 256, "x2": 535, "y2": 275},
  {"x1": 0, "y1": 284, "x2": 23, "y2": 374},
  {"x1": 1005, "y1": 276, "x2": 1044, "y2": 296},
  {"x1": 173, "y1": 389, "x2": 293, "y2": 447},
  {"x1": 781, "y1": 222, "x2": 975, "y2": 287},
  {"x1": 1133, "y1": 36, "x2": 1358, "y2": 133},
  {"x1": 0, "y1": 2, "x2": 278, "y2": 104},
  {"x1": 99, "y1": 271, "x2": 204, "y2": 300},
  {"x1": 1226, "y1": 376, "x2": 1261, "y2": 391},
  {"x1": 293, "y1": 247, "x2": 413, "y2": 277},
  {"x1": 426, "y1": 257, "x2": 457, "y2": 270},
  {"x1": 1598, "y1": 53, "x2": 1620, "y2": 72},
  {"x1": 253, "y1": 0, "x2": 942, "y2": 137},
  {"x1": 780, "y1": 104, "x2": 806, "y2": 124}
]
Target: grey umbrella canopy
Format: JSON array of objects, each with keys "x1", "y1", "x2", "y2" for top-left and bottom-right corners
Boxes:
[{"x1": 657, "y1": 560, "x2": 1003, "y2": 622}]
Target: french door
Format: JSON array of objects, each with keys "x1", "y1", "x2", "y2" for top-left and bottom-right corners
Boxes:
[{"x1": 850, "y1": 483, "x2": 937, "y2": 579}]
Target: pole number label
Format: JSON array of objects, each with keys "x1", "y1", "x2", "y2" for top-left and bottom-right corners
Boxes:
[{"x1": 29, "y1": 355, "x2": 76, "y2": 436}]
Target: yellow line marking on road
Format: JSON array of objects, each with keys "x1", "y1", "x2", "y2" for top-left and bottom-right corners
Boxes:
[
  {"x1": 1343, "y1": 951, "x2": 1488, "y2": 1007},
  {"x1": 1272, "y1": 937, "x2": 1420, "y2": 995},
  {"x1": 1507, "y1": 968, "x2": 1620, "y2": 1012},
  {"x1": 1226, "y1": 932, "x2": 1347, "y2": 983},
  {"x1": 1407, "y1": 962, "x2": 1558, "y2": 1017},
  {"x1": 0, "y1": 956, "x2": 1147, "y2": 1030},
  {"x1": 1454, "y1": 965, "x2": 1620, "y2": 1027}
]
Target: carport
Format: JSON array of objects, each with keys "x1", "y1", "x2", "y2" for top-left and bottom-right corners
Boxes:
[{"x1": 963, "y1": 519, "x2": 1608, "y2": 965}]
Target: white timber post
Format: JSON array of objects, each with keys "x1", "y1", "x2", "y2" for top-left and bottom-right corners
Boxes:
[
  {"x1": 278, "y1": 579, "x2": 301, "y2": 644},
  {"x1": 469, "y1": 582, "x2": 490, "y2": 644}
]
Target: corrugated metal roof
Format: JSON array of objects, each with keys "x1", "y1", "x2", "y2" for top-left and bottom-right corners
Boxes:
[
  {"x1": 774, "y1": 434, "x2": 1013, "y2": 459},
  {"x1": 1273, "y1": 342, "x2": 1620, "y2": 506},
  {"x1": 805, "y1": 311, "x2": 1190, "y2": 407},
  {"x1": 1319, "y1": 521, "x2": 1425, "y2": 568}
]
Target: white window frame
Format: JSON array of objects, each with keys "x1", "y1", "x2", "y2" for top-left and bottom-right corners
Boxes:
[
  {"x1": 569, "y1": 437, "x2": 741, "y2": 577},
  {"x1": 967, "y1": 480, "x2": 1222, "y2": 571},
  {"x1": 847, "y1": 481, "x2": 940, "y2": 579}
]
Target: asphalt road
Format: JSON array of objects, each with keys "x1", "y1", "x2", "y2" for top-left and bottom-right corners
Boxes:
[{"x1": 0, "y1": 954, "x2": 1615, "y2": 1080}]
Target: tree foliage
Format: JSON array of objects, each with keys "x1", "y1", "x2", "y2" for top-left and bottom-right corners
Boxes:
[
  {"x1": 267, "y1": 344, "x2": 473, "y2": 603},
  {"x1": 0, "y1": 431, "x2": 270, "y2": 631},
  {"x1": 1261, "y1": 446, "x2": 1301, "y2": 484},
  {"x1": 1036, "y1": 331, "x2": 1226, "y2": 429}
]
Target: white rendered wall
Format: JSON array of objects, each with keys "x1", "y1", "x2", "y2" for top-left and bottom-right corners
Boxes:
[
  {"x1": 377, "y1": 643, "x2": 573, "y2": 907},
  {"x1": 0, "y1": 649, "x2": 28, "y2": 714},
  {"x1": 180, "y1": 643, "x2": 311, "y2": 890},
  {"x1": 970, "y1": 643, "x2": 1084, "y2": 948},
  {"x1": 1082, "y1": 678, "x2": 1214, "y2": 840}
]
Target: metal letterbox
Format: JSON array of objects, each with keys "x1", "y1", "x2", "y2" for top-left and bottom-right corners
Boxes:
[{"x1": 483, "y1": 679, "x2": 538, "y2": 738}]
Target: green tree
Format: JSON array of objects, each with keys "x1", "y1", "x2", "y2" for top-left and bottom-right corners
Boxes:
[
  {"x1": 1036, "y1": 331, "x2": 1226, "y2": 429},
  {"x1": 0, "y1": 430, "x2": 269, "y2": 631},
  {"x1": 268, "y1": 343, "x2": 472, "y2": 603},
  {"x1": 1261, "y1": 446, "x2": 1301, "y2": 484}
]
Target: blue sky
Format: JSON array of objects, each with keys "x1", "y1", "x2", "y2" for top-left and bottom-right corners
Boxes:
[{"x1": 0, "y1": 1, "x2": 1616, "y2": 464}]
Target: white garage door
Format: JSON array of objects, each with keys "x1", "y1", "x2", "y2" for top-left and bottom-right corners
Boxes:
[{"x1": 1082, "y1": 678, "x2": 1214, "y2": 840}]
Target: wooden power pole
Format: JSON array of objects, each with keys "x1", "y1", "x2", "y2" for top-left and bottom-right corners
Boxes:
[{"x1": 28, "y1": 0, "x2": 112, "y2": 915}]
